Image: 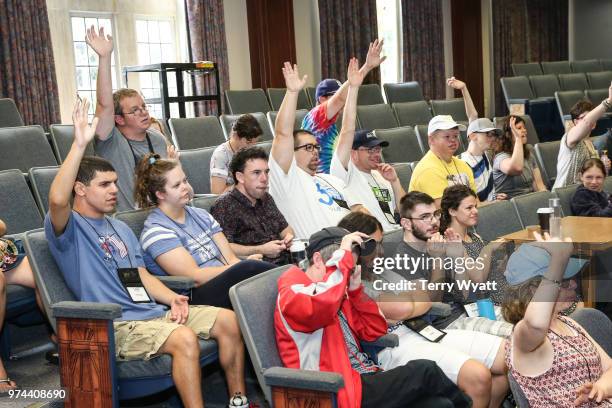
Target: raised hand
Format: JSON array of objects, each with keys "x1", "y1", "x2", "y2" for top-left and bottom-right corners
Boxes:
[
  {"x1": 376, "y1": 163, "x2": 398, "y2": 183},
  {"x1": 167, "y1": 144, "x2": 180, "y2": 161},
  {"x1": 364, "y1": 38, "x2": 387, "y2": 70},
  {"x1": 446, "y1": 77, "x2": 466, "y2": 90},
  {"x1": 85, "y1": 25, "x2": 113, "y2": 57},
  {"x1": 509, "y1": 116, "x2": 523, "y2": 141},
  {"x1": 347, "y1": 58, "x2": 365, "y2": 87},
  {"x1": 531, "y1": 231, "x2": 574, "y2": 259},
  {"x1": 72, "y1": 97, "x2": 99, "y2": 149},
  {"x1": 282, "y1": 62, "x2": 307, "y2": 92},
  {"x1": 426, "y1": 233, "x2": 446, "y2": 258}
]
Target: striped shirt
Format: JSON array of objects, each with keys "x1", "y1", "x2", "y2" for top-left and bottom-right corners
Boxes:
[{"x1": 460, "y1": 151, "x2": 494, "y2": 201}]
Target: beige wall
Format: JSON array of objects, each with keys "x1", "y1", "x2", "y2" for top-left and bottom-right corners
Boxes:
[
  {"x1": 47, "y1": 0, "x2": 185, "y2": 122},
  {"x1": 223, "y1": 0, "x2": 252, "y2": 90},
  {"x1": 293, "y1": 0, "x2": 321, "y2": 87}
]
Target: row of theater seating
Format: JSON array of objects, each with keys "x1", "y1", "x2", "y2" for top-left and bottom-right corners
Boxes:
[{"x1": 511, "y1": 59, "x2": 612, "y2": 76}]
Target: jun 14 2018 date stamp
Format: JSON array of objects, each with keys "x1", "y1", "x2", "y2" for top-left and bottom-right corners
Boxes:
[{"x1": 4, "y1": 388, "x2": 68, "y2": 401}]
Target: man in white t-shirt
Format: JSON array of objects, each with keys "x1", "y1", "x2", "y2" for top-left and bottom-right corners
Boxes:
[
  {"x1": 269, "y1": 62, "x2": 363, "y2": 239},
  {"x1": 330, "y1": 58, "x2": 403, "y2": 232}
]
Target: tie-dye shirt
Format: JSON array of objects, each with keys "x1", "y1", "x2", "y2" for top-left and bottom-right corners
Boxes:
[{"x1": 301, "y1": 101, "x2": 340, "y2": 174}]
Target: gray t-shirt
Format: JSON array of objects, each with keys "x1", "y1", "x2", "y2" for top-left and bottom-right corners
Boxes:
[
  {"x1": 492, "y1": 150, "x2": 537, "y2": 199},
  {"x1": 210, "y1": 141, "x2": 234, "y2": 187},
  {"x1": 94, "y1": 127, "x2": 168, "y2": 211},
  {"x1": 393, "y1": 241, "x2": 465, "y2": 329}
]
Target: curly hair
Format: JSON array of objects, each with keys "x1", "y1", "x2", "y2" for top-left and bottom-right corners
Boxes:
[
  {"x1": 496, "y1": 115, "x2": 530, "y2": 160},
  {"x1": 232, "y1": 114, "x2": 263, "y2": 141},
  {"x1": 134, "y1": 153, "x2": 179, "y2": 208},
  {"x1": 439, "y1": 184, "x2": 477, "y2": 233}
]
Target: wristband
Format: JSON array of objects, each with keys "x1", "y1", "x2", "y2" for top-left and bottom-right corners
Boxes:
[{"x1": 602, "y1": 99, "x2": 611, "y2": 110}]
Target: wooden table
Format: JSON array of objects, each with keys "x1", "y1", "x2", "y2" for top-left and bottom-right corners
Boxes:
[{"x1": 501, "y1": 216, "x2": 612, "y2": 307}]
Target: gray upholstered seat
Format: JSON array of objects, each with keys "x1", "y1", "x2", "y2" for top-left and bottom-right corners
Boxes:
[
  {"x1": 391, "y1": 162, "x2": 412, "y2": 187},
  {"x1": 529, "y1": 74, "x2": 560, "y2": 99},
  {"x1": 541, "y1": 60, "x2": 571, "y2": 75},
  {"x1": 220, "y1": 112, "x2": 273, "y2": 141},
  {"x1": 266, "y1": 109, "x2": 309, "y2": 132},
  {"x1": 511, "y1": 63, "x2": 543, "y2": 77},
  {"x1": 266, "y1": 88, "x2": 311, "y2": 110},
  {"x1": 168, "y1": 116, "x2": 225, "y2": 149},
  {"x1": 0, "y1": 169, "x2": 43, "y2": 234},
  {"x1": 430, "y1": 98, "x2": 468, "y2": 122},
  {"x1": 374, "y1": 126, "x2": 425, "y2": 163},
  {"x1": 511, "y1": 190, "x2": 554, "y2": 228},
  {"x1": 49, "y1": 124, "x2": 95, "y2": 163},
  {"x1": 0, "y1": 98, "x2": 24, "y2": 128},
  {"x1": 534, "y1": 140, "x2": 560, "y2": 188},
  {"x1": 225, "y1": 89, "x2": 271, "y2": 114},
  {"x1": 113, "y1": 208, "x2": 151, "y2": 238},
  {"x1": 474, "y1": 200, "x2": 523, "y2": 242},
  {"x1": 191, "y1": 194, "x2": 218, "y2": 212},
  {"x1": 571, "y1": 59, "x2": 602, "y2": 73},
  {"x1": 586, "y1": 71, "x2": 612, "y2": 89},
  {"x1": 552, "y1": 183, "x2": 579, "y2": 216},
  {"x1": 414, "y1": 125, "x2": 431, "y2": 154},
  {"x1": 558, "y1": 73, "x2": 588, "y2": 92},
  {"x1": 555, "y1": 90, "x2": 585, "y2": 122},
  {"x1": 356, "y1": 104, "x2": 399, "y2": 130},
  {"x1": 393, "y1": 101, "x2": 433, "y2": 127},
  {"x1": 28, "y1": 166, "x2": 60, "y2": 216},
  {"x1": 383, "y1": 82, "x2": 425, "y2": 104},
  {"x1": 357, "y1": 83, "x2": 385, "y2": 105},
  {"x1": 0, "y1": 125, "x2": 57, "y2": 172},
  {"x1": 178, "y1": 146, "x2": 216, "y2": 194}
]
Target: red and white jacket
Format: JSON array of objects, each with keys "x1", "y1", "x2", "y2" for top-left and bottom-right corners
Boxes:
[{"x1": 274, "y1": 249, "x2": 387, "y2": 408}]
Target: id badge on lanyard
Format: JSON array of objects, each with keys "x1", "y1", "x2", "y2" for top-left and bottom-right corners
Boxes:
[
  {"x1": 118, "y1": 268, "x2": 152, "y2": 303},
  {"x1": 404, "y1": 318, "x2": 447, "y2": 342}
]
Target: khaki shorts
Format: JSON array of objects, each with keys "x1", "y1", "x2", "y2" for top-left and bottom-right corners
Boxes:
[{"x1": 114, "y1": 305, "x2": 220, "y2": 361}]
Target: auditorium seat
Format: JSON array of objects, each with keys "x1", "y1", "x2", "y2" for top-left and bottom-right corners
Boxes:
[
  {"x1": 266, "y1": 109, "x2": 308, "y2": 132},
  {"x1": 553, "y1": 183, "x2": 579, "y2": 217},
  {"x1": 511, "y1": 190, "x2": 554, "y2": 228},
  {"x1": 49, "y1": 124, "x2": 95, "y2": 163},
  {"x1": 225, "y1": 89, "x2": 271, "y2": 114},
  {"x1": 357, "y1": 84, "x2": 385, "y2": 105},
  {"x1": 600, "y1": 59, "x2": 612, "y2": 71},
  {"x1": 220, "y1": 113, "x2": 274, "y2": 141},
  {"x1": 534, "y1": 141, "x2": 561, "y2": 189},
  {"x1": 178, "y1": 147, "x2": 216, "y2": 194},
  {"x1": 0, "y1": 126, "x2": 57, "y2": 172},
  {"x1": 305, "y1": 86, "x2": 316, "y2": 106},
  {"x1": 430, "y1": 98, "x2": 468, "y2": 122},
  {"x1": 529, "y1": 74, "x2": 560, "y2": 99},
  {"x1": 356, "y1": 104, "x2": 399, "y2": 130},
  {"x1": 586, "y1": 71, "x2": 612, "y2": 90},
  {"x1": 0, "y1": 98, "x2": 24, "y2": 128},
  {"x1": 191, "y1": 194, "x2": 219, "y2": 213},
  {"x1": 168, "y1": 117, "x2": 226, "y2": 149},
  {"x1": 374, "y1": 126, "x2": 425, "y2": 163},
  {"x1": 267, "y1": 88, "x2": 311, "y2": 110},
  {"x1": 555, "y1": 90, "x2": 585, "y2": 122},
  {"x1": 511, "y1": 62, "x2": 543, "y2": 77},
  {"x1": 571, "y1": 59, "x2": 602, "y2": 73},
  {"x1": 558, "y1": 73, "x2": 588, "y2": 91},
  {"x1": 0, "y1": 169, "x2": 43, "y2": 234},
  {"x1": 541, "y1": 60, "x2": 571, "y2": 75},
  {"x1": 114, "y1": 208, "x2": 150, "y2": 238},
  {"x1": 383, "y1": 82, "x2": 425, "y2": 104},
  {"x1": 393, "y1": 101, "x2": 433, "y2": 127},
  {"x1": 391, "y1": 162, "x2": 413, "y2": 188},
  {"x1": 28, "y1": 166, "x2": 60, "y2": 216},
  {"x1": 474, "y1": 200, "x2": 523, "y2": 242}
]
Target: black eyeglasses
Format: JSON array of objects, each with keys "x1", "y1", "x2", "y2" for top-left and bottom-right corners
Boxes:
[
  {"x1": 122, "y1": 104, "x2": 152, "y2": 116},
  {"x1": 404, "y1": 210, "x2": 442, "y2": 223},
  {"x1": 294, "y1": 143, "x2": 321, "y2": 153}
]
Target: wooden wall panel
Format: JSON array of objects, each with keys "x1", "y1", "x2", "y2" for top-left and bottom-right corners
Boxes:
[{"x1": 247, "y1": 0, "x2": 297, "y2": 89}]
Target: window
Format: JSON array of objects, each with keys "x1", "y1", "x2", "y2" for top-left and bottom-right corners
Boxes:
[
  {"x1": 71, "y1": 15, "x2": 118, "y2": 120},
  {"x1": 376, "y1": 0, "x2": 402, "y2": 88},
  {"x1": 135, "y1": 18, "x2": 178, "y2": 118}
]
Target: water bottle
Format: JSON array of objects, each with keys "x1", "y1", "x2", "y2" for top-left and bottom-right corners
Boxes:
[{"x1": 548, "y1": 198, "x2": 562, "y2": 238}]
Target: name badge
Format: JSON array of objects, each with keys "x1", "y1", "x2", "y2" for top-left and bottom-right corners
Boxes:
[
  {"x1": 372, "y1": 186, "x2": 392, "y2": 202},
  {"x1": 463, "y1": 302, "x2": 480, "y2": 318},
  {"x1": 404, "y1": 318, "x2": 446, "y2": 342},
  {"x1": 333, "y1": 198, "x2": 350, "y2": 210},
  {"x1": 118, "y1": 268, "x2": 152, "y2": 303}
]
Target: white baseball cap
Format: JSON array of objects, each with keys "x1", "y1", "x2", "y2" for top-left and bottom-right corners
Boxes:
[
  {"x1": 428, "y1": 115, "x2": 467, "y2": 135},
  {"x1": 467, "y1": 118, "x2": 502, "y2": 136}
]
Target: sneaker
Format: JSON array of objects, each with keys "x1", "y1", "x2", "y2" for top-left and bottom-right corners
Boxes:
[{"x1": 228, "y1": 392, "x2": 249, "y2": 408}]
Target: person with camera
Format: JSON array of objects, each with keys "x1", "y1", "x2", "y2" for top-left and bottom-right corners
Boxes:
[{"x1": 274, "y1": 227, "x2": 471, "y2": 408}]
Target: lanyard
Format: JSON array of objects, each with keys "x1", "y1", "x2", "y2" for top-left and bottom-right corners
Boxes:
[
  {"x1": 77, "y1": 213, "x2": 134, "y2": 269},
  {"x1": 122, "y1": 132, "x2": 156, "y2": 168}
]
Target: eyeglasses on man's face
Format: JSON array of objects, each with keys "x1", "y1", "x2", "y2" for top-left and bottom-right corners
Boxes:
[
  {"x1": 405, "y1": 210, "x2": 442, "y2": 223},
  {"x1": 358, "y1": 146, "x2": 382, "y2": 155},
  {"x1": 294, "y1": 143, "x2": 321, "y2": 153},
  {"x1": 122, "y1": 104, "x2": 152, "y2": 116}
]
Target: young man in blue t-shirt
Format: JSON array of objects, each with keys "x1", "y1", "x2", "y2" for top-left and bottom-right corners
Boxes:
[{"x1": 45, "y1": 98, "x2": 251, "y2": 408}]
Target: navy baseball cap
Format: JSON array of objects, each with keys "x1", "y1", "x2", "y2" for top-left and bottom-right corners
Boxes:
[
  {"x1": 306, "y1": 227, "x2": 349, "y2": 259},
  {"x1": 352, "y1": 130, "x2": 390, "y2": 150},
  {"x1": 315, "y1": 79, "x2": 342, "y2": 101}
]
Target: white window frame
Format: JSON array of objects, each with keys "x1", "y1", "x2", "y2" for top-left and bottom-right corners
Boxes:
[{"x1": 376, "y1": 0, "x2": 403, "y2": 89}]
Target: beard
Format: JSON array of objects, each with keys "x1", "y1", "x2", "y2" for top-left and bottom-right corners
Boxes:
[{"x1": 412, "y1": 225, "x2": 432, "y2": 242}]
